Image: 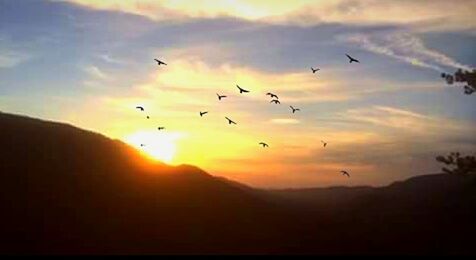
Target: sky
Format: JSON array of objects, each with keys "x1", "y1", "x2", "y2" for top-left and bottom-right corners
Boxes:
[{"x1": 0, "y1": 0, "x2": 475, "y2": 188}]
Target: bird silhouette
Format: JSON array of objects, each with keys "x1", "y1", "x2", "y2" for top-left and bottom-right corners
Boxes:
[
  {"x1": 311, "y1": 67, "x2": 320, "y2": 73},
  {"x1": 345, "y1": 54, "x2": 359, "y2": 63},
  {"x1": 259, "y1": 142, "x2": 269, "y2": 148},
  {"x1": 270, "y1": 99, "x2": 281, "y2": 104},
  {"x1": 464, "y1": 86, "x2": 475, "y2": 95},
  {"x1": 341, "y1": 170, "x2": 350, "y2": 177},
  {"x1": 290, "y1": 106, "x2": 300, "y2": 113},
  {"x1": 136, "y1": 106, "x2": 145, "y2": 111},
  {"x1": 321, "y1": 140, "x2": 327, "y2": 147},
  {"x1": 236, "y1": 85, "x2": 250, "y2": 94},
  {"x1": 140, "y1": 144, "x2": 146, "y2": 147},
  {"x1": 200, "y1": 111, "x2": 208, "y2": 117},
  {"x1": 146, "y1": 116, "x2": 150, "y2": 119},
  {"x1": 225, "y1": 117, "x2": 237, "y2": 125},
  {"x1": 154, "y1": 59, "x2": 167, "y2": 66},
  {"x1": 266, "y1": 92, "x2": 279, "y2": 99},
  {"x1": 157, "y1": 127, "x2": 165, "y2": 130},
  {"x1": 217, "y1": 93, "x2": 227, "y2": 100}
]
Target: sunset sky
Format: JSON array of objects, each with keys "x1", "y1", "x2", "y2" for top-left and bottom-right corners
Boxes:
[{"x1": 1, "y1": 0, "x2": 475, "y2": 188}]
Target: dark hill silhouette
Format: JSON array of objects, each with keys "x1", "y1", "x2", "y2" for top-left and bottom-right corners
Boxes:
[
  {"x1": 0, "y1": 112, "x2": 288, "y2": 254},
  {"x1": 0, "y1": 112, "x2": 475, "y2": 255}
]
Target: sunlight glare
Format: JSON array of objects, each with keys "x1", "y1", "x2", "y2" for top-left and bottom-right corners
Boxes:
[{"x1": 124, "y1": 130, "x2": 181, "y2": 163}]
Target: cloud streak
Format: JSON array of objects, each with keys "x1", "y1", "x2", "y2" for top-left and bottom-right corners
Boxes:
[
  {"x1": 340, "y1": 105, "x2": 475, "y2": 137},
  {"x1": 84, "y1": 65, "x2": 110, "y2": 80},
  {"x1": 61, "y1": 0, "x2": 476, "y2": 32},
  {"x1": 339, "y1": 32, "x2": 474, "y2": 72},
  {"x1": 0, "y1": 49, "x2": 31, "y2": 68}
]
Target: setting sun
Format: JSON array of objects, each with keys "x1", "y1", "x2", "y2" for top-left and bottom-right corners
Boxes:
[
  {"x1": 2, "y1": 0, "x2": 476, "y2": 255},
  {"x1": 124, "y1": 131, "x2": 181, "y2": 163}
]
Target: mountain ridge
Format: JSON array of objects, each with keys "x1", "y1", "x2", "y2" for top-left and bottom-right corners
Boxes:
[{"x1": 1, "y1": 111, "x2": 475, "y2": 254}]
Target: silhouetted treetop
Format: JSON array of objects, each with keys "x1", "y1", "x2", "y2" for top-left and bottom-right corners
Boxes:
[
  {"x1": 441, "y1": 69, "x2": 476, "y2": 95},
  {"x1": 436, "y1": 152, "x2": 476, "y2": 175}
]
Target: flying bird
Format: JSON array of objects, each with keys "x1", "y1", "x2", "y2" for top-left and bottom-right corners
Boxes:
[
  {"x1": 345, "y1": 54, "x2": 359, "y2": 63},
  {"x1": 341, "y1": 170, "x2": 350, "y2": 177},
  {"x1": 321, "y1": 140, "x2": 327, "y2": 147},
  {"x1": 136, "y1": 106, "x2": 145, "y2": 111},
  {"x1": 157, "y1": 127, "x2": 165, "y2": 131},
  {"x1": 311, "y1": 67, "x2": 320, "y2": 73},
  {"x1": 259, "y1": 142, "x2": 269, "y2": 148},
  {"x1": 146, "y1": 116, "x2": 150, "y2": 119},
  {"x1": 290, "y1": 106, "x2": 300, "y2": 113},
  {"x1": 225, "y1": 117, "x2": 237, "y2": 125},
  {"x1": 217, "y1": 93, "x2": 227, "y2": 100},
  {"x1": 200, "y1": 111, "x2": 208, "y2": 117},
  {"x1": 154, "y1": 59, "x2": 167, "y2": 66},
  {"x1": 266, "y1": 92, "x2": 279, "y2": 99},
  {"x1": 140, "y1": 144, "x2": 146, "y2": 147},
  {"x1": 270, "y1": 99, "x2": 281, "y2": 104},
  {"x1": 236, "y1": 85, "x2": 250, "y2": 94}
]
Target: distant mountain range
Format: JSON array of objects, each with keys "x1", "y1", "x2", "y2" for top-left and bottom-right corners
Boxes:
[{"x1": 1, "y1": 112, "x2": 475, "y2": 255}]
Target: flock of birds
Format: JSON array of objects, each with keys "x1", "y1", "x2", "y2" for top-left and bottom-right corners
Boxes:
[{"x1": 137, "y1": 54, "x2": 362, "y2": 178}]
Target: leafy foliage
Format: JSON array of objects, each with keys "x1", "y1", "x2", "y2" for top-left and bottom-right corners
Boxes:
[
  {"x1": 441, "y1": 69, "x2": 476, "y2": 95},
  {"x1": 436, "y1": 152, "x2": 476, "y2": 175}
]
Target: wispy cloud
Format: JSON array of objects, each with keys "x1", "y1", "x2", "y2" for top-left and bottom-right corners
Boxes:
[
  {"x1": 60, "y1": 0, "x2": 313, "y2": 21},
  {"x1": 61, "y1": 0, "x2": 476, "y2": 32},
  {"x1": 98, "y1": 54, "x2": 126, "y2": 65},
  {"x1": 344, "y1": 105, "x2": 433, "y2": 132},
  {"x1": 0, "y1": 49, "x2": 31, "y2": 68},
  {"x1": 271, "y1": 0, "x2": 476, "y2": 31},
  {"x1": 135, "y1": 59, "x2": 357, "y2": 104},
  {"x1": 84, "y1": 65, "x2": 110, "y2": 80},
  {"x1": 340, "y1": 105, "x2": 474, "y2": 136},
  {"x1": 338, "y1": 32, "x2": 474, "y2": 72},
  {"x1": 59, "y1": 0, "x2": 186, "y2": 20}
]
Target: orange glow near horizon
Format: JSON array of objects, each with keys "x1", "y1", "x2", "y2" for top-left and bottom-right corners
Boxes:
[
  {"x1": 0, "y1": 0, "x2": 474, "y2": 189},
  {"x1": 58, "y1": 54, "x2": 473, "y2": 188},
  {"x1": 124, "y1": 130, "x2": 181, "y2": 163}
]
